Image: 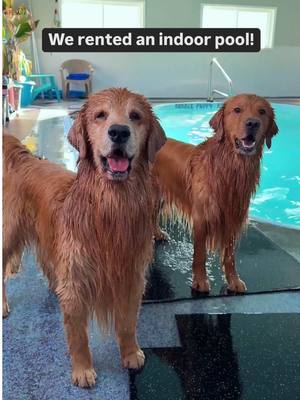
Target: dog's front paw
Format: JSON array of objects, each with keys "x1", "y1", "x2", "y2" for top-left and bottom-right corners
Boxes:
[
  {"x1": 3, "y1": 301, "x2": 10, "y2": 318},
  {"x1": 228, "y1": 277, "x2": 247, "y2": 293},
  {"x1": 192, "y1": 277, "x2": 210, "y2": 293},
  {"x1": 122, "y1": 349, "x2": 145, "y2": 370},
  {"x1": 72, "y1": 367, "x2": 97, "y2": 388}
]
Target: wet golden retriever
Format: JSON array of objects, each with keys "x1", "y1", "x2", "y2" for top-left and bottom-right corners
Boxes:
[
  {"x1": 3, "y1": 88, "x2": 166, "y2": 387},
  {"x1": 153, "y1": 94, "x2": 278, "y2": 293}
]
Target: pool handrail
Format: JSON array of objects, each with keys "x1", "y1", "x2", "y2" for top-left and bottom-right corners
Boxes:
[{"x1": 207, "y1": 57, "x2": 233, "y2": 102}]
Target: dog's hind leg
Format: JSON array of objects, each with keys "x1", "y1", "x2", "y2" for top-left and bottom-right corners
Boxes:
[
  {"x1": 2, "y1": 275, "x2": 9, "y2": 318},
  {"x1": 152, "y1": 176, "x2": 169, "y2": 242},
  {"x1": 2, "y1": 213, "x2": 25, "y2": 318},
  {"x1": 192, "y1": 220, "x2": 210, "y2": 293},
  {"x1": 3, "y1": 247, "x2": 9, "y2": 317},
  {"x1": 3, "y1": 248, "x2": 15, "y2": 318},
  {"x1": 2, "y1": 246, "x2": 24, "y2": 318},
  {"x1": 5, "y1": 249, "x2": 23, "y2": 277},
  {"x1": 153, "y1": 217, "x2": 169, "y2": 242}
]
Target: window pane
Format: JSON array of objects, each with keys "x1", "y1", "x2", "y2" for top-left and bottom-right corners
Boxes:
[
  {"x1": 61, "y1": 1, "x2": 103, "y2": 28},
  {"x1": 238, "y1": 11, "x2": 269, "y2": 48},
  {"x1": 202, "y1": 7, "x2": 238, "y2": 28},
  {"x1": 103, "y1": 4, "x2": 143, "y2": 28},
  {"x1": 201, "y1": 5, "x2": 275, "y2": 48}
]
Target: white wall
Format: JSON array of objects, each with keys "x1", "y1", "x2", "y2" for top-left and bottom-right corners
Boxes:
[{"x1": 20, "y1": 0, "x2": 300, "y2": 98}]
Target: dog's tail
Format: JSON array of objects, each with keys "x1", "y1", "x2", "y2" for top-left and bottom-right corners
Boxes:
[{"x1": 3, "y1": 134, "x2": 34, "y2": 170}]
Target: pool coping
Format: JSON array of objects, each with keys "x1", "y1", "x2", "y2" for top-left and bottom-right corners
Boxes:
[{"x1": 153, "y1": 100, "x2": 300, "y2": 108}]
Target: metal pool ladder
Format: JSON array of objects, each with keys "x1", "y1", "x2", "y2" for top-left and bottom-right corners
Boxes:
[{"x1": 207, "y1": 57, "x2": 233, "y2": 102}]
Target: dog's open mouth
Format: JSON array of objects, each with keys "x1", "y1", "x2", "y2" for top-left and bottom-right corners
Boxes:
[
  {"x1": 100, "y1": 149, "x2": 132, "y2": 181},
  {"x1": 235, "y1": 135, "x2": 256, "y2": 154}
]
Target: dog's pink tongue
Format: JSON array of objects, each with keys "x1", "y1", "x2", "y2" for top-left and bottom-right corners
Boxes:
[{"x1": 107, "y1": 157, "x2": 129, "y2": 173}]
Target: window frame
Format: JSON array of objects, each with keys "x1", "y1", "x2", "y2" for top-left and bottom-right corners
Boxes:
[
  {"x1": 60, "y1": 0, "x2": 145, "y2": 29},
  {"x1": 200, "y1": 3, "x2": 277, "y2": 49}
]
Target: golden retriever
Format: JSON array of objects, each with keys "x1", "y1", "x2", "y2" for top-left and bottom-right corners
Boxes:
[
  {"x1": 153, "y1": 94, "x2": 278, "y2": 293},
  {"x1": 3, "y1": 87, "x2": 166, "y2": 387}
]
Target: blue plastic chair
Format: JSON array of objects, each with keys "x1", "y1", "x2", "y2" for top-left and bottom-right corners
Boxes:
[{"x1": 60, "y1": 60, "x2": 93, "y2": 99}]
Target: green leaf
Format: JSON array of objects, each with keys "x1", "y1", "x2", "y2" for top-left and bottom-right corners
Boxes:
[{"x1": 15, "y1": 22, "x2": 32, "y2": 38}]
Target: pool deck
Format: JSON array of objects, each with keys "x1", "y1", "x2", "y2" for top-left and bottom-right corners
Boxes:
[
  {"x1": 3, "y1": 100, "x2": 300, "y2": 400},
  {"x1": 3, "y1": 255, "x2": 300, "y2": 399},
  {"x1": 256, "y1": 221, "x2": 300, "y2": 262}
]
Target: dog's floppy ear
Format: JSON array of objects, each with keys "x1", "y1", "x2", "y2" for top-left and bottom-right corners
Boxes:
[
  {"x1": 209, "y1": 105, "x2": 225, "y2": 142},
  {"x1": 265, "y1": 111, "x2": 278, "y2": 149},
  {"x1": 147, "y1": 117, "x2": 167, "y2": 163},
  {"x1": 68, "y1": 106, "x2": 88, "y2": 160}
]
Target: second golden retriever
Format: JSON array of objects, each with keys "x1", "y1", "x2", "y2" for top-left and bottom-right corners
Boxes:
[{"x1": 153, "y1": 94, "x2": 278, "y2": 293}]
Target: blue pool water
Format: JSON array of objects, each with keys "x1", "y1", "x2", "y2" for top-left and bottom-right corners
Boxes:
[{"x1": 154, "y1": 102, "x2": 300, "y2": 229}]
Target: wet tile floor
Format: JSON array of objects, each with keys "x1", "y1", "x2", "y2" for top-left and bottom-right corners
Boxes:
[{"x1": 3, "y1": 110, "x2": 300, "y2": 399}]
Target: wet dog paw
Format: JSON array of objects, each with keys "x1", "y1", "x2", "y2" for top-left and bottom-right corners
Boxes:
[
  {"x1": 228, "y1": 277, "x2": 247, "y2": 293},
  {"x1": 72, "y1": 367, "x2": 97, "y2": 388},
  {"x1": 122, "y1": 349, "x2": 145, "y2": 370},
  {"x1": 192, "y1": 277, "x2": 210, "y2": 293}
]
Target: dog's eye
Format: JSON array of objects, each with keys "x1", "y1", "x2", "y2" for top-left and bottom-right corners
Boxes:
[
  {"x1": 259, "y1": 109, "x2": 266, "y2": 115},
  {"x1": 129, "y1": 111, "x2": 141, "y2": 121},
  {"x1": 233, "y1": 107, "x2": 241, "y2": 113},
  {"x1": 96, "y1": 111, "x2": 107, "y2": 119}
]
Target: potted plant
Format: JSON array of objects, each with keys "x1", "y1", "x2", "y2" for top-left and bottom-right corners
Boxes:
[
  {"x1": 3, "y1": 1, "x2": 38, "y2": 79},
  {"x1": 2, "y1": 1, "x2": 38, "y2": 113}
]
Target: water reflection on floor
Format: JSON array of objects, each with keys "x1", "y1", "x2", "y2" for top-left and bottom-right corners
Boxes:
[
  {"x1": 130, "y1": 314, "x2": 300, "y2": 400},
  {"x1": 22, "y1": 112, "x2": 78, "y2": 172}
]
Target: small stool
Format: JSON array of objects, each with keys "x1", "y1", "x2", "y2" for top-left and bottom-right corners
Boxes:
[{"x1": 20, "y1": 80, "x2": 36, "y2": 107}]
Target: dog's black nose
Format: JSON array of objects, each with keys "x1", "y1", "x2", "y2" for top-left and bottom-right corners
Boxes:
[
  {"x1": 108, "y1": 125, "x2": 130, "y2": 144},
  {"x1": 245, "y1": 118, "x2": 260, "y2": 130}
]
